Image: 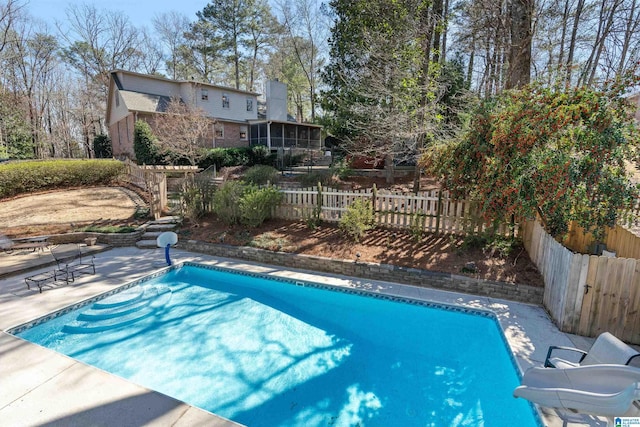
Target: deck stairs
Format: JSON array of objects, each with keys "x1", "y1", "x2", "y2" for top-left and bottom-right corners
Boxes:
[
  {"x1": 136, "y1": 216, "x2": 181, "y2": 249},
  {"x1": 63, "y1": 284, "x2": 172, "y2": 333}
]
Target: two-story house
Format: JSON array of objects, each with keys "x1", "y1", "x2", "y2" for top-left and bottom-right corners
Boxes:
[{"x1": 106, "y1": 70, "x2": 322, "y2": 160}]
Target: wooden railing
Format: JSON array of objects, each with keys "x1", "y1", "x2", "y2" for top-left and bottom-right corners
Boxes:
[{"x1": 122, "y1": 159, "x2": 167, "y2": 219}]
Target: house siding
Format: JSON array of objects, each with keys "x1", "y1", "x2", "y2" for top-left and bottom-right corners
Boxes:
[
  {"x1": 107, "y1": 70, "x2": 322, "y2": 159},
  {"x1": 110, "y1": 88, "x2": 130, "y2": 124},
  {"x1": 118, "y1": 72, "x2": 182, "y2": 99},
  {"x1": 214, "y1": 122, "x2": 246, "y2": 148},
  {"x1": 110, "y1": 113, "x2": 135, "y2": 158},
  {"x1": 192, "y1": 85, "x2": 257, "y2": 122}
]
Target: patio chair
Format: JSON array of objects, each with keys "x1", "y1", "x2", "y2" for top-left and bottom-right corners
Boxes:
[
  {"x1": 0, "y1": 233, "x2": 49, "y2": 253},
  {"x1": 514, "y1": 364, "x2": 640, "y2": 417},
  {"x1": 50, "y1": 244, "x2": 96, "y2": 282},
  {"x1": 544, "y1": 332, "x2": 640, "y2": 368}
]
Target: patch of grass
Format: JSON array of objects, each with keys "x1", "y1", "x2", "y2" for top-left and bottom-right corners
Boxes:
[
  {"x1": 78, "y1": 225, "x2": 138, "y2": 233},
  {"x1": 250, "y1": 232, "x2": 296, "y2": 252}
]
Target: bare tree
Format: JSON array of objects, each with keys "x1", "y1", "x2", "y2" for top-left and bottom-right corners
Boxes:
[
  {"x1": 276, "y1": 0, "x2": 329, "y2": 121},
  {"x1": 59, "y1": 4, "x2": 143, "y2": 93},
  {"x1": 2, "y1": 16, "x2": 58, "y2": 158},
  {"x1": 137, "y1": 27, "x2": 164, "y2": 75},
  {"x1": 152, "y1": 11, "x2": 190, "y2": 80},
  {"x1": 152, "y1": 98, "x2": 212, "y2": 166},
  {"x1": 244, "y1": 0, "x2": 279, "y2": 91},
  {"x1": 330, "y1": 31, "x2": 451, "y2": 176},
  {"x1": 57, "y1": 4, "x2": 144, "y2": 153},
  {"x1": 0, "y1": 0, "x2": 21, "y2": 55}
]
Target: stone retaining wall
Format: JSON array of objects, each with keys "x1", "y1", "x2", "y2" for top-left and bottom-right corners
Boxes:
[
  {"x1": 180, "y1": 240, "x2": 544, "y2": 305},
  {"x1": 48, "y1": 230, "x2": 143, "y2": 247}
]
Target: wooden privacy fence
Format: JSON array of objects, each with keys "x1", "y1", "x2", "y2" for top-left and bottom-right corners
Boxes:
[
  {"x1": 274, "y1": 185, "x2": 514, "y2": 236},
  {"x1": 122, "y1": 159, "x2": 167, "y2": 219},
  {"x1": 522, "y1": 220, "x2": 640, "y2": 345},
  {"x1": 564, "y1": 221, "x2": 640, "y2": 260}
]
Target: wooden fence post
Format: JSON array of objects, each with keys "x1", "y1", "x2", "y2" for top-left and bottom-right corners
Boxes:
[
  {"x1": 371, "y1": 183, "x2": 377, "y2": 220},
  {"x1": 317, "y1": 182, "x2": 323, "y2": 221},
  {"x1": 435, "y1": 190, "x2": 442, "y2": 235}
]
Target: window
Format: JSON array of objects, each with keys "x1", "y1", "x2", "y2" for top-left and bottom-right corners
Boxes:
[
  {"x1": 115, "y1": 92, "x2": 119, "y2": 107},
  {"x1": 222, "y1": 94, "x2": 230, "y2": 108},
  {"x1": 215, "y1": 124, "x2": 224, "y2": 139},
  {"x1": 201, "y1": 89, "x2": 208, "y2": 101},
  {"x1": 239, "y1": 125, "x2": 248, "y2": 140},
  {"x1": 246, "y1": 99, "x2": 253, "y2": 112}
]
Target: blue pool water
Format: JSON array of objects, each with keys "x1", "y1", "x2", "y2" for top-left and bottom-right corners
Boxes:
[{"x1": 14, "y1": 264, "x2": 539, "y2": 426}]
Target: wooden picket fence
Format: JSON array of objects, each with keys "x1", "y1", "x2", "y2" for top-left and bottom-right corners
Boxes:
[
  {"x1": 274, "y1": 185, "x2": 514, "y2": 236},
  {"x1": 522, "y1": 219, "x2": 640, "y2": 344}
]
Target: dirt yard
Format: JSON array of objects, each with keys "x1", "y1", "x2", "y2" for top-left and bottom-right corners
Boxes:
[
  {"x1": 0, "y1": 187, "x2": 147, "y2": 236},
  {"x1": 0, "y1": 185, "x2": 544, "y2": 287},
  {"x1": 182, "y1": 215, "x2": 544, "y2": 287}
]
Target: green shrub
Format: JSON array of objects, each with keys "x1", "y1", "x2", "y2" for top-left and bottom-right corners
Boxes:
[
  {"x1": 200, "y1": 147, "x2": 251, "y2": 169},
  {"x1": 180, "y1": 174, "x2": 217, "y2": 224},
  {"x1": 243, "y1": 165, "x2": 280, "y2": 186},
  {"x1": 93, "y1": 134, "x2": 112, "y2": 158},
  {"x1": 212, "y1": 181, "x2": 245, "y2": 225},
  {"x1": 240, "y1": 185, "x2": 283, "y2": 227},
  {"x1": 460, "y1": 232, "x2": 521, "y2": 258},
  {"x1": 181, "y1": 183, "x2": 204, "y2": 225},
  {"x1": 199, "y1": 146, "x2": 277, "y2": 170},
  {"x1": 329, "y1": 157, "x2": 352, "y2": 180},
  {"x1": 297, "y1": 171, "x2": 332, "y2": 188},
  {"x1": 0, "y1": 159, "x2": 125, "y2": 199},
  {"x1": 133, "y1": 120, "x2": 161, "y2": 165},
  {"x1": 79, "y1": 225, "x2": 137, "y2": 233},
  {"x1": 249, "y1": 145, "x2": 275, "y2": 166},
  {"x1": 339, "y1": 199, "x2": 375, "y2": 242}
]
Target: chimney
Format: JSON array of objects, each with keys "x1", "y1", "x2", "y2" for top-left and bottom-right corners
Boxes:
[{"x1": 266, "y1": 80, "x2": 288, "y2": 122}]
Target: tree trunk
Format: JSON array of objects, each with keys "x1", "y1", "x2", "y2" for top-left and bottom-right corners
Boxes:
[
  {"x1": 565, "y1": 0, "x2": 585, "y2": 86},
  {"x1": 506, "y1": 0, "x2": 532, "y2": 89},
  {"x1": 617, "y1": 0, "x2": 638, "y2": 75},
  {"x1": 441, "y1": 0, "x2": 450, "y2": 63},
  {"x1": 415, "y1": 1, "x2": 436, "y2": 193},
  {"x1": 585, "y1": 0, "x2": 622, "y2": 86},
  {"x1": 432, "y1": 0, "x2": 444, "y2": 64}
]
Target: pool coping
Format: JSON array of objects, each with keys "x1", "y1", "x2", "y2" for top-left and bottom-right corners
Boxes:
[{"x1": 0, "y1": 247, "x2": 609, "y2": 426}]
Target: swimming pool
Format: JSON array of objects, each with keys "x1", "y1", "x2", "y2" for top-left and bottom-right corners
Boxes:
[{"x1": 12, "y1": 263, "x2": 540, "y2": 426}]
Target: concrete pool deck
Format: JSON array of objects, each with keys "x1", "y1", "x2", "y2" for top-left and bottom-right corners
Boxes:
[{"x1": 0, "y1": 246, "x2": 612, "y2": 426}]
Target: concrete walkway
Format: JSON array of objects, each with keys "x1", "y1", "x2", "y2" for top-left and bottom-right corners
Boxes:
[{"x1": 0, "y1": 246, "x2": 611, "y2": 426}]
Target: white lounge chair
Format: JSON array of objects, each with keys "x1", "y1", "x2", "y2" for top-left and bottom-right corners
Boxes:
[
  {"x1": 514, "y1": 364, "x2": 640, "y2": 416},
  {"x1": 544, "y1": 332, "x2": 640, "y2": 368}
]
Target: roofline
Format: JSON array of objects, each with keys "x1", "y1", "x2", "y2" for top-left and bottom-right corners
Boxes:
[
  {"x1": 109, "y1": 69, "x2": 261, "y2": 97},
  {"x1": 248, "y1": 119, "x2": 323, "y2": 128}
]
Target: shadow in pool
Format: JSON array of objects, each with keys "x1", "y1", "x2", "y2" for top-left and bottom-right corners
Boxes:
[{"x1": 225, "y1": 342, "x2": 485, "y2": 427}]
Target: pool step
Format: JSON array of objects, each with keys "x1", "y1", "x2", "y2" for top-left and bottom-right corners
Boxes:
[
  {"x1": 63, "y1": 285, "x2": 172, "y2": 333},
  {"x1": 93, "y1": 287, "x2": 145, "y2": 309},
  {"x1": 78, "y1": 297, "x2": 153, "y2": 321}
]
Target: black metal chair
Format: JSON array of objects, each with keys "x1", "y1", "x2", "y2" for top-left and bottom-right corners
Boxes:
[{"x1": 50, "y1": 244, "x2": 96, "y2": 282}]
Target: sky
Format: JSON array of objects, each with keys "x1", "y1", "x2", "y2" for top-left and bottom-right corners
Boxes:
[{"x1": 26, "y1": 0, "x2": 210, "y2": 30}]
